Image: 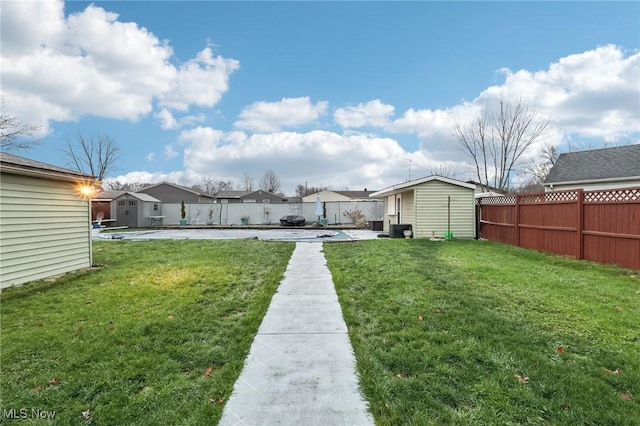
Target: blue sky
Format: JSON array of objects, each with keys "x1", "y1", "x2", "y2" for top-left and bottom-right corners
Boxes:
[{"x1": 2, "y1": 1, "x2": 639, "y2": 194}]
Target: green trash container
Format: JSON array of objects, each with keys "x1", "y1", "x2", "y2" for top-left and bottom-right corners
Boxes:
[{"x1": 444, "y1": 230, "x2": 454, "y2": 240}]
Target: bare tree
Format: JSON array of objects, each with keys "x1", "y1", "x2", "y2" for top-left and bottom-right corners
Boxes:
[
  {"x1": 104, "y1": 181, "x2": 148, "y2": 192},
  {"x1": 429, "y1": 163, "x2": 460, "y2": 179},
  {"x1": 453, "y1": 99, "x2": 551, "y2": 192},
  {"x1": 295, "y1": 183, "x2": 329, "y2": 198},
  {"x1": 259, "y1": 169, "x2": 282, "y2": 194},
  {"x1": 0, "y1": 98, "x2": 41, "y2": 151},
  {"x1": 196, "y1": 177, "x2": 233, "y2": 195},
  {"x1": 63, "y1": 133, "x2": 121, "y2": 181},
  {"x1": 239, "y1": 172, "x2": 255, "y2": 191},
  {"x1": 522, "y1": 143, "x2": 559, "y2": 185}
]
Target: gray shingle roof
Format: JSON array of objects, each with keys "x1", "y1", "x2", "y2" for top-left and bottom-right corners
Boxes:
[
  {"x1": 0, "y1": 152, "x2": 94, "y2": 178},
  {"x1": 544, "y1": 145, "x2": 640, "y2": 184},
  {"x1": 334, "y1": 190, "x2": 377, "y2": 198}
]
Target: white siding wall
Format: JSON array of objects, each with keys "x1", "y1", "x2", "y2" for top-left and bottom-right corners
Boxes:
[
  {"x1": 415, "y1": 181, "x2": 475, "y2": 239},
  {"x1": 401, "y1": 190, "x2": 415, "y2": 228},
  {"x1": 154, "y1": 201, "x2": 384, "y2": 225},
  {"x1": 0, "y1": 173, "x2": 91, "y2": 288}
]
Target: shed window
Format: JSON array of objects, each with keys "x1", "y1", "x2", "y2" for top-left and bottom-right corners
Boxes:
[
  {"x1": 153, "y1": 203, "x2": 158, "y2": 211},
  {"x1": 243, "y1": 199, "x2": 256, "y2": 203},
  {"x1": 118, "y1": 201, "x2": 125, "y2": 207},
  {"x1": 128, "y1": 201, "x2": 137, "y2": 207},
  {"x1": 262, "y1": 199, "x2": 270, "y2": 203}
]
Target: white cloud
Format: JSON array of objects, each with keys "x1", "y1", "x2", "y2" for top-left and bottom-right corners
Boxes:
[
  {"x1": 388, "y1": 44, "x2": 639, "y2": 160},
  {"x1": 234, "y1": 97, "x2": 328, "y2": 133},
  {"x1": 158, "y1": 47, "x2": 239, "y2": 111},
  {"x1": 146, "y1": 152, "x2": 156, "y2": 162},
  {"x1": 155, "y1": 108, "x2": 207, "y2": 130},
  {"x1": 389, "y1": 102, "x2": 481, "y2": 139},
  {"x1": 480, "y1": 44, "x2": 639, "y2": 139},
  {"x1": 156, "y1": 109, "x2": 179, "y2": 130},
  {"x1": 164, "y1": 144, "x2": 179, "y2": 159},
  {"x1": 173, "y1": 126, "x2": 470, "y2": 193},
  {"x1": 0, "y1": 0, "x2": 238, "y2": 133},
  {"x1": 334, "y1": 99, "x2": 395, "y2": 128}
]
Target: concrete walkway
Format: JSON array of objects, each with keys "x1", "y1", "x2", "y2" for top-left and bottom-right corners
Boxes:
[{"x1": 219, "y1": 242, "x2": 374, "y2": 426}]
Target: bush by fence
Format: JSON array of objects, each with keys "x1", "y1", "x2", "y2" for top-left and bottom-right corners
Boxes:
[{"x1": 478, "y1": 187, "x2": 640, "y2": 270}]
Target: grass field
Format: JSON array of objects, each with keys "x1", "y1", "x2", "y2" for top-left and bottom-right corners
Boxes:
[
  {"x1": 1, "y1": 239, "x2": 294, "y2": 425},
  {"x1": 324, "y1": 239, "x2": 640, "y2": 425}
]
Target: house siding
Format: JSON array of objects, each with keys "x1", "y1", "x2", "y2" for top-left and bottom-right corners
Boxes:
[
  {"x1": 0, "y1": 173, "x2": 91, "y2": 288},
  {"x1": 401, "y1": 190, "x2": 415, "y2": 228},
  {"x1": 302, "y1": 191, "x2": 350, "y2": 202},
  {"x1": 415, "y1": 181, "x2": 475, "y2": 239}
]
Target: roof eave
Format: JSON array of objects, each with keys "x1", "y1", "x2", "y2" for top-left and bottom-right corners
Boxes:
[
  {"x1": 370, "y1": 176, "x2": 475, "y2": 198},
  {"x1": 544, "y1": 176, "x2": 640, "y2": 186},
  {"x1": 0, "y1": 163, "x2": 96, "y2": 183}
]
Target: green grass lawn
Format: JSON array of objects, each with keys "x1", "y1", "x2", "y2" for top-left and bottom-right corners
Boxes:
[
  {"x1": 324, "y1": 239, "x2": 640, "y2": 425},
  {"x1": 1, "y1": 239, "x2": 294, "y2": 425}
]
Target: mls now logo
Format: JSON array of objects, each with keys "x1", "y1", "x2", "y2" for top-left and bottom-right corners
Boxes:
[{"x1": 3, "y1": 408, "x2": 56, "y2": 420}]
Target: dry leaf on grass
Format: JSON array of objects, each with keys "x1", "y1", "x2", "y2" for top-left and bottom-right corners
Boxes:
[
  {"x1": 204, "y1": 367, "x2": 213, "y2": 376},
  {"x1": 621, "y1": 393, "x2": 632, "y2": 400},
  {"x1": 604, "y1": 368, "x2": 621, "y2": 374},
  {"x1": 514, "y1": 374, "x2": 529, "y2": 384},
  {"x1": 556, "y1": 346, "x2": 565, "y2": 353},
  {"x1": 418, "y1": 315, "x2": 424, "y2": 321},
  {"x1": 210, "y1": 397, "x2": 225, "y2": 405},
  {"x1": 167, "y1": 315, "x2": 175, "y2": 320},
  {"x1": 48, "y1": 378, "x2": 59, "y2": 386}
]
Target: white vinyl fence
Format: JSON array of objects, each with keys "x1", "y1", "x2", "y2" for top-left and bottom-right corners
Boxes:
[{"x1": 157, "y1": 201, "x2": 384, "y2": 226}]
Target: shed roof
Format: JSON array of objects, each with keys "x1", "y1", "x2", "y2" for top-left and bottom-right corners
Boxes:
[
  {"x1": 334, "y1": 190, "x2": 377, "y2": 198},
  {"x1": 370, "y1": 175, "x2": 476, "y2": 198},
  {"x1": 0, "y1": 152, "x2": 95, "y2": 182},
  {"x1": 113, "y1": 192, "x2": 161, "y2": 202},
  {"x1": 545, "y1": 145, "x2": 640, "y2": 184}
]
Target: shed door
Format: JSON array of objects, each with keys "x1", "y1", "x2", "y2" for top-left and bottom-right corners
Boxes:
[
  {"x1": 117, "y1": 200, "x2": 138, "y2": 227},
  {"x1": 396, "y1": 196, "x2": 401, "y2": 224}
]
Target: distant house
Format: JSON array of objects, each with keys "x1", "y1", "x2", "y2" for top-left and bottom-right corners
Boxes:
[
  {"x1": 0, "y1": 152, "x2": 96, "y2": 288},
  {"x1": 216, "y1": 190, "x2": 289, "y2": 204},
  {"x1": 302, "y1": 189, "x2": 376, "y2": 203},
  {"x1": 544, "y1": 145, "x2": 640, "y2": 191},
  {"x1": 137, "y1": 181, "x2": 216, "y2": 203},
  {"x1": 370, "y1": 175, "x2": 476, "y2": 239}
]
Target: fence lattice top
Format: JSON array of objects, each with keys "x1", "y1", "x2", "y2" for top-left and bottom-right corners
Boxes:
[
  {"x1": 584, "y1": 187, "x2": 640, "y2": 203},
  {"x1": 478, "y1": 187, "x2": 640, "y2": 205},
  {"x1": 478, "y1": 195, "x2": 515, "y2": 205}
]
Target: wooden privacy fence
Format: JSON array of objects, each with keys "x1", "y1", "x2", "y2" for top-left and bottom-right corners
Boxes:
[{"x1": 477, "y1": 187, "x2": 640, "y2": 270}]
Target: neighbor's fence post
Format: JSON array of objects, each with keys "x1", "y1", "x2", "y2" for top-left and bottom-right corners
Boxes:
[
  {"x1": 514, "y1": 194, "x2": 521, "y2": 247},
  {"x1": 577, "y1": 189, "x2": 584, "y2": 260}
]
